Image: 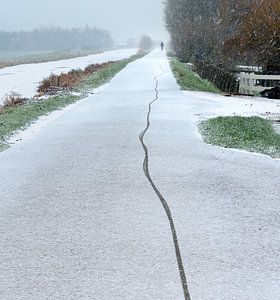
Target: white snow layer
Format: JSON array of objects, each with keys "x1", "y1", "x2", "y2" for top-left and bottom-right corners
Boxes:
[
  {"x1": 0, "y1": 48, "x2": 137, "y2": 104},
  {"x1": 184, "y1": 91, "x2": 280, "y2": 121}
]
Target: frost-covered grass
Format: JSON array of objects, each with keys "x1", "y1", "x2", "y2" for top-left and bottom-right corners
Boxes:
[
  {"x1": 0, "y1": 52, "x2": 145, "y2": 150},
  {"x1": 0, "y1": 95, "x2": 79, "y2": 149},
  {"x1": 170, "y1": 58, "x2": 220, "y2": 93},
  {"x1": 0, "y1": 50, "x2": 100, "y2": 69},
  {"x1": 199, "y1": 116, "x2": 280, "y2": 158},
  {"x1": 81, "y1": 53, "x2": 145, "y2": 90}
]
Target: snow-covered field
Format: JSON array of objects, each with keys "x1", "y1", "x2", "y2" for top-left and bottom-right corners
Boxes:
[
  {"x1": 185, "y1": 91, "x2": 280, "y2": 121},
  {"x1": 0, "y1": 48, "x2": 137, "y2": 105}
]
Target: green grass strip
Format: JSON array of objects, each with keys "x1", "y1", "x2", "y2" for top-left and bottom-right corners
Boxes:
[
  {"x1": 0, "y1": 52, "x2": 146, "y2": 150},
  {"x1": 0, "y1": 50, "x2": 100, "y2": 69},
  {"x1": 170, "y1": 58, "x2": 220, "y2": 93},
  {"x1": 0, "y1": 95, "x2": 79, "y2": 150},
  {"x1": 81, "y1": 53, "x2": 144, "y2": 90},
  {"x1": 199, "y1": 116, "x2": 280, "y2": 158}
]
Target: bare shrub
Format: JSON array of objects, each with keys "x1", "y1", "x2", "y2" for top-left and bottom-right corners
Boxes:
[
  {"x1": 37, "y1": 70, "x2": 84, "y2": 95},
  {"x1": 37, "y1": 61, "x2": 117, "y2": 95},
  {"x1": 3, "y1": 92, "x2": 26, "y2": 107},
  {"x1": 84, "y1": 61, "x2": 114, "y2": 75},
  {"x1": 139, "y1": 35, "x2": 153, "y2": 51}
]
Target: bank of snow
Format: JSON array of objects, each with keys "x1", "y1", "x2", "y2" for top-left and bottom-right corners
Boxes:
[
  {"x1": 0, "y1": 48, "x2": 137, "y2": 105},
  {"x1": 185, "y1": 91, "x2": 280, "y2": 121}
]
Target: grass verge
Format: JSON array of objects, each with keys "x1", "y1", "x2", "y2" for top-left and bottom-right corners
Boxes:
[
  {"x1": 0, "y1": 50, "x2": 101, "y2": 69},
  {"x1": 0, "y1": 95, "x2": 79, "y2": 149},
  {"x1": 199, "y1": 116, "x2": 280, "y2": 158},
  {"x1": 170, "y1": 58, "x2": 220, "y2": 93},
  {"x1": 81, "y1": 54, "x2": 142, "y2": 90},
  {"x1": 0, "y1": 52, "x2": 146, "y2": 150}
]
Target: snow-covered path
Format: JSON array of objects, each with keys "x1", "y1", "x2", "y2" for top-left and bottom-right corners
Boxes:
[
  {"x1": 0, "y1": 50, "x2": 279, "y2": 299},
  {"x1": 0, "y1": 48, "x2": 137, "y2": 104}
]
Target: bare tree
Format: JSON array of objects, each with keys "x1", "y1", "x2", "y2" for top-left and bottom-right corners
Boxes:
[{"x1": 139, "y1": 35, "x2": 153, "y2": 51}]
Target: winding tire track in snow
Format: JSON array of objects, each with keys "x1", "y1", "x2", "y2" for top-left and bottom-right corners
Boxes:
[{"x1": 139, "y1": 74, "x2": 191, "y2": 300}]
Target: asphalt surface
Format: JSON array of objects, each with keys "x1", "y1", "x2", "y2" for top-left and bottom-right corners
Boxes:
[{"x1": 0, "y1": 50, "x2": 279, "y2": 299}]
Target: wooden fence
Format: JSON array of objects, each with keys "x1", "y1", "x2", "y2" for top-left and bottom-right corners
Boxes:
[{"x1": 239, "y1": 72, "x2": 280, "y2": 95}]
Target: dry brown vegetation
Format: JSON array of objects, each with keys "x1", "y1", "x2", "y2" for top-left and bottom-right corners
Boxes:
[
  {"x1": 37, "y1": 61, "x2": 116, "y2": 95},
  {"x1": 37, "y1": 70, "x2": 84, "y2": 95},
  {"x1": 1, "y1": 92, "x2": 27, "y2": 109},
  {"x1": 224, "y1": 0, "x2": 280, "y2": 66}
]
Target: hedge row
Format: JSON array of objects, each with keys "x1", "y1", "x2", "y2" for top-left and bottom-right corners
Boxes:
[{"x1": 194, "y1": 60, "x2": 239, "y2": 94}]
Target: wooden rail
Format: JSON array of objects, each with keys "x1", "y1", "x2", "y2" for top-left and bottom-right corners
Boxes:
[{"x1": 239, "y1": 72, "x2": 280, "y2": 95}]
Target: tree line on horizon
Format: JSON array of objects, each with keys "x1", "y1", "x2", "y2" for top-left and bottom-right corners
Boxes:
[
  {"x1": 165, "y1": 0, "x2": 280, "y2": 69},
  {"x1": 0, "y1": 26, "x2": 114, "y2": 52}
]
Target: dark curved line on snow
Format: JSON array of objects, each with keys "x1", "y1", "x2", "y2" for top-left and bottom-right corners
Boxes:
[{"x1": 139, "y1": 73, "x2": 191, "y2": 300}]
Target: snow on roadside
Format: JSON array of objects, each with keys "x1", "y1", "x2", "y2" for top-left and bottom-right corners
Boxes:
[
  {"x1": 8, "y1": 98, "x2": 88, "y2": 145},
  {"x1": 184, "y1": 91, "x2": 280, "y2": 122},
  {"x1": 185, "y1": 91, "x2": 280, "y2": 160},
  {"x1": 7, "y1": 83, "x2": 110, "y2": 146},
  {"x1": 0, "y1": 48, "x2": 137, "y2": 105}
]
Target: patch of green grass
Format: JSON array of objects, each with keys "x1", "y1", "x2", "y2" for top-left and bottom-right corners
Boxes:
[
  {"x1": 170, "y1": 58, "x2": 220, "y2": 93},
  {"x1": 199, "y1": 116, "x2": 280, "y2": 158},
  {"x1": 81, "y1": 53, "x2": 145, "y2": 90},
  {"x1": 0, "y1": 143, "x2": 8, "y2": 151},
  {"x1": 0, "y1": 52, "x2": 146, "y2": 150},
  {"x1": 0, "y1": 95, "x2": 79, "y2": 148}
]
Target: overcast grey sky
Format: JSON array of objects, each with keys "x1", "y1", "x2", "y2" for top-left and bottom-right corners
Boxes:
[{"x1": 1, "y1": 0, "x2": 168, "y2": 42}]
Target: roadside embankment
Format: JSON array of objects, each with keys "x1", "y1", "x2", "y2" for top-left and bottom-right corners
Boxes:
[
  {"x1": 0, "y1": 52, "x2": 146, "y2": 151},
  {"x1": 169, "y1": 57, "x2": 220, "y2": 93}
]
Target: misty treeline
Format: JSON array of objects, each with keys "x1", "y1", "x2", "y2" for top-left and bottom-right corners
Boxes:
[
  {"x1": 165, "y1": 0, "x2": 280, "y2": 69},
  {"x1": 139, "y1": 35, "x2": 153, "y2": 51},
  {"x1": 0, "y1": 27, "x2": 113, "y2": 52}
]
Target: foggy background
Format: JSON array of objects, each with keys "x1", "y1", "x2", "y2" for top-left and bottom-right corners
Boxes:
[{"x1": 0, "y1": 0, "x2": 168, "y2": 43}]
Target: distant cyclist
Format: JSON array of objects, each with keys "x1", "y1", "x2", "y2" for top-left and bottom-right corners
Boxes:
[{"x1": 160, "y1": 41, "x2": 164, "y2": 51}]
